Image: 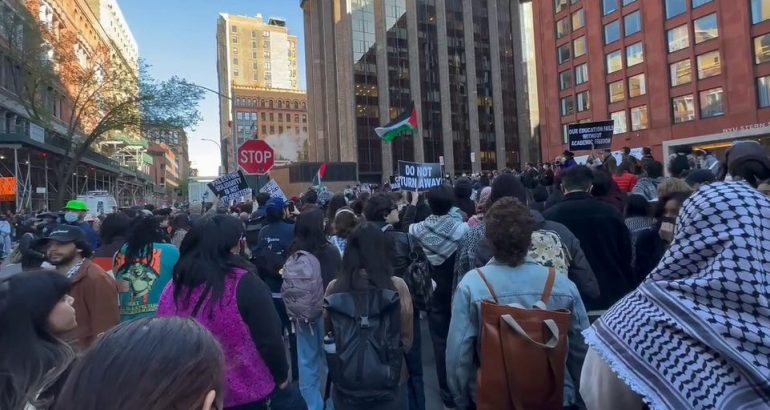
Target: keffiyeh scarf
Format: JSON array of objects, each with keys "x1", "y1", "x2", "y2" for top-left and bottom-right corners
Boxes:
[
  {"x1": 409, "y1": 213, "x2": 469, "y2": 266},
  {"x1": 584, "y1": 182, "x2": 770, "y2": 410}
]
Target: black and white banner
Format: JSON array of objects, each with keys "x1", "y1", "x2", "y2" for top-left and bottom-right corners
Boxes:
[
  {"x1": 208, "y1": 171, "x2": 252, "y2": 204},
  {"x1": 395, "y1": 161, "x2": 443, "y2": 190},
  {"x1": 568, "y1": 121, "x2": 614, "y2": 151}
]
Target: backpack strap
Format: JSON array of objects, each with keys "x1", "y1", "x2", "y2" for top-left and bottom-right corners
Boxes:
[
  {"x1": 475, "y1": 268, "x2": 499, "y2": 304},
  {"x1": 540, "y1": 267, "x2": 556, "y2": 304}
]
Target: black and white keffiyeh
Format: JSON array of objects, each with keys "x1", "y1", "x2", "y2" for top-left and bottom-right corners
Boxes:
[
  {"x1": 584, "y1": 182, "x2": 770, "y2": 410},
  {"x1": 409, "y1": 212, "x2": 468, "y2": 266}
]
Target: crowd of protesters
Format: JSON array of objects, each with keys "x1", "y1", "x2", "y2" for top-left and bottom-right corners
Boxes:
[{"x1": 1, "y1": 140, "x2": 769, "y2": 410}]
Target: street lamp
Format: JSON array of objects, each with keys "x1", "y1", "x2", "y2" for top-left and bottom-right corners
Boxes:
[
  {"x1": 184, "y1": 83, "x2": 236, "y2": 173},
  {"x1": 201, "y1": 138, "x2": 221, "y2": 148}
]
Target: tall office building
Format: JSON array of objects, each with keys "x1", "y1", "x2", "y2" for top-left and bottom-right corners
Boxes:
[
  {"x1": 302, "y1": 0, "x2": 539, "y2": 182},
  {"x1": 217, "y1": 13, "x2": 302, "y2": 172},
  {"x1": 533, "y1": 0, "x2": 770, "y2": 162}
]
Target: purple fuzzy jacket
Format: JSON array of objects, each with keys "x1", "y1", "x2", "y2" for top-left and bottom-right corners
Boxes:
[{"x1": 157, "y1": 269, "x2": 275, "y2": 407}]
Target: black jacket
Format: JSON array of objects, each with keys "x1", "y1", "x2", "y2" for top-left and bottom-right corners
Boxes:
[
  {"x1": 543, "y1": 192, "x2": 633, "y2": 311},
  {"x1": 370, "y1": 220, "x2": 426, "y2": 281}
]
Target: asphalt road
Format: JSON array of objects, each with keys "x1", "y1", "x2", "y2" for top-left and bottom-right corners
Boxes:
[{"x1": 420, "y1": 315, "x2": 446, "y2": 410}]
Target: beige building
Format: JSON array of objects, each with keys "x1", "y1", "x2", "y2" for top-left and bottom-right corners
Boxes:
[
  {"x1": 84, "y1": 0, "x2": 139, "y2": 69},
  {"x1": 217, "y1": 13, "x2": 301, "y2": 172}
]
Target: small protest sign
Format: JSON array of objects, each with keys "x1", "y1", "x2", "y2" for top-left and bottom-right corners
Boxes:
[
  {"x1": 259, "y1": 179, "x2": 288, "y2": 201},
  {"x1": 568, "y1": 121, "x2": 614, "y2": 151},
  {"x1": 207, "y1": 171, "x2": 252, "y2": 204},
  {"x1": 395, "y1": 161, "x2": 443, "y2": 190}
]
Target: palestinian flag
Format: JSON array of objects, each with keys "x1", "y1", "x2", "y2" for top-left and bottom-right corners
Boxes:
[
  {"x1": 375, "y1": 102, "x2": 418, "y2": 142},
  {"x1": 312, "y1": 163, "x2": 327, "y2": 187}
]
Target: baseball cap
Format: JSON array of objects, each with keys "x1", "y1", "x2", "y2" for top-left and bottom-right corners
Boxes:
[
  {"x1": 63, "y1": 200, "x2": 88, "y2": 212},
  {"x1": 39, "y1": 225, "x2": 87, "y2": 244},
  {"x1": 265, "y1": 197, "x2": 285, "y2": 212}
]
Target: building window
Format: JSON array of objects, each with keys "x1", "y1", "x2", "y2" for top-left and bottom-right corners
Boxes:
[
  {"x1": 231, "y1": 25, "x2": 238, "y2": 32},
  {"x1": 672, "y1": 95, "x2": 695, "y2": 123},
  {"x1": 611, "y1": 110, "x2": 627, "y2": 134},
  {"x1": 670, "y1": 59, "x2": 692, "y2": 86},
  {"x1": 665, "y1": 0, "x2": 687, "y2": 19},
  {"x1": 558, "y1": 44, "x2": 571, "y2": 64},
  {"x1": 623, "y1": 0, "x2": 637, "y2": 5},
  {"x1": 667, "y1": 25, "x2": 689, "y2": 52},
  {"x1": 624, "y1": 11, "x2": 641, "y2": 36},
  {"x1": 278, "y1": 126, "x2": 283, "y2": 133},
  {"x1": 700, "y1": 88, "x2": 724, "y2": 118},
  {"x1": 575, "y1": 63, "x2": 589, "y2": 84},
  {"x1": 233, "y1": 58, "x2": 239, "y2": 65},
  {"x1": 697, "y1": 51, "x2": 721, "y2": 79},
  {"x1": 561, "y1": 95, "x2": 575, "y2": 116},
  {"x1": 694, "y1": 14, "x2": 718, "y2": 44},
  {"x1": 752, "y1": 0, "x2": 770, "y2": 24},
  {"x1": 261, "y1": 112, "x2": 266, "y2": 121},
  {"x1": 555, "y1": 0, "x2": 568, "y2": 13},
  {"x1": 631, "y1": 106, "x2": 649, "y2": 130},
  {"x1": 556, "y1": 17, "x2": 570, "y2": 39},
  {"x1": 294, "y1": 114, "x2": 300, "y2": 122},
  {"x1": 269, "y1": 113, "x2": 274, "y2": 121},
  {"x1": 628, "y1": 73, "x2": 646, "y2": 97},
  {"x1": 606, "y1": 50, "x2": 623, "y2": 73},
  {"x1": 577, "y1": 91, "x2": 590, "y2": 112},
  {"x1": 758, "y1": 75, "x2": 770, "y2": 107},
  {"x1": 261, "y1": 125, "x2": 267, "y2": 134},
  {"x1": 278, "y1": 113, "x2": 283, "y2": 122},
  {"x1": 693, "y1": 0, "x2": 713, "y2": 7},
  {"x1": 573, "y1": 37, "x2": 587, "y2": 57},
  {"x1": 559, "y1": 70, "x2": 573, "y2": 90},
  {"x1": 604, "y1": 20, "x2": 621, "y2": 44},
  {"x1": 609, "y1": 80, "x2": 625, "y2": 103},
  {"x1": 234, "y1": 68, "x2": 239, "y2": 77},
  {"x1": 755, "y1": 34, "x2": 770, "y2": 64},
  {"x1": 572, "y1": 9, "x2": 585, "y2": 30},
  {"x1": 302, "y1": 114, "x2": 307, "y2": 123},
  {"x1": 603, "y1": 0, "x2": 617, "y2": 15},
  {"x1": 626, "y1": 42, "x2": 644, "y2": 66}
]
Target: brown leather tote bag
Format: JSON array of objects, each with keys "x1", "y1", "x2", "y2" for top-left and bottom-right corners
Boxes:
[{"x1": 475, "y1": 267, "x2": 572, "y2": 410}]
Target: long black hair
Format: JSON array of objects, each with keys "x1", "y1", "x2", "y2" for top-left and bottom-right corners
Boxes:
[
  {"x1": 172, "y1": 214, "x2": 246, "y2": 311},
  {"x1": 115, "y1": 215, "x2": 163, "y2": 275},
  {"x1": 0, "y1": 271, "x2": 75, "y2": 410},
  {"x1": 54, "y1": 317, "x2": 225, "y2": 410},
  {"x1": 335, "y1": 222, "x2": 395, "y2": 292},
  {"x1": 290, "y1": 206, "x2": 327, "y2": 255},
  {"x1": 99, "y1": 212, "x2": 130, "y2": 245}
]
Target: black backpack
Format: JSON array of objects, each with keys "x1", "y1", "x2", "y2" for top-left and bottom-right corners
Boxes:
[
  {"x1": 405, "y1": 234, "x2": 433, "y2": 311},
  {"x1": 324, "y1": 288, "x2": 403, "y2": 405}
]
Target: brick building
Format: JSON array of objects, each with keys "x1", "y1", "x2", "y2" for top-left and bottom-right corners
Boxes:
[{"x1": 534, "y1": 0, "x2": 770, "y2": 164}]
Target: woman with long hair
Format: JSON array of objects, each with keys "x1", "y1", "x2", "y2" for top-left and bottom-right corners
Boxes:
[
  {"x1": 290, "y1": 206, "x2": 342, "y2": 410},
  {"x1": 169, "y1": 213, "x2": 191, "y2": 248},
  {"x1": 0, "y1": 271, "x2": 76, "y2": 410},
  {"x1": 324, "y1": 222, "x2": 414, "y2": 410},
  {"x1": 54, "y1": 317, "x2": 225, "y2": 410},
  {"x1": 328, "y1": 208, "x2": 358, "y2": 257},
  {"x1": 157, "y1": 215, "x2": 289, "y2": 410},
  {"x1": 92, "y1": 212, "x2": 130, "y2": 273},
  {"x1": 113, "y1": 215, "x2": 179, "y2": 321}
]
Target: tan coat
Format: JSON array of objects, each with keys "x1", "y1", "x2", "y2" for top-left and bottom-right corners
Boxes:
[{"x1": 61, "y1": 259, "x2": 120, "y2": 350}]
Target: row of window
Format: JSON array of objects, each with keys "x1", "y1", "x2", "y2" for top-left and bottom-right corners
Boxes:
[
  {"x1": 235, "y1": 98, "x2": 307, "y2": 110},
  {"x1": 609, "y1": 106, "x2": 649, "y2": 133},
  {"x1": 603, "y1": 10, "x2": 641, "y2": 45},
  {"x1": 608, "y1": 74, "x2": 647, "y2": 103},
  {"x1": 557, "y1": 36, "x2": 588, "y2": 63},
  {"x1": 259, "y1": 125, "x2": 308, "y2": 135},
  {"x1": 664, "y1": 0, "x2": 714, "y2": 19},
  {"x1": 666, "y1": 14, "x2": 718, "y2": 53},
  {"x1": 556, "y1": 9, "x2": 585, "y2": 39},
  {"x1": 602, "y1": 0, "x2": 639, "y2": 16},
  {"x1": 560, "y1": 91, "x2": 591, "y2": 115},
  {"x1": 559, "y1": 63, "x2": 589, "y2": 89},
  {"x1": 605, "y1": 43, "x2": 643, "y2": 73},
  {"x1": 237, "y1": 112, "x2": 309, "y2": 123},
  {"x1": 555, "y1": 0, "x2": 580, "y2": 14},
  {"x1": 672, "y1": 87, "x2": 724, "y2": 122}
]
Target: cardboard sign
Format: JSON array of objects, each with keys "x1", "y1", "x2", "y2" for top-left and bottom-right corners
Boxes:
[
  {"x1": 259, "y1": 179, "x2": 287, "y2": 201},
  {"x1": 395, "y1": 161, "x2": 443, "y2": 190},
  {"x1": 568, "y1": 121, "x2": 614, "y2": 151},
  {"x1": 207, "y1": 171, "x2": 252, "y2": 204}
]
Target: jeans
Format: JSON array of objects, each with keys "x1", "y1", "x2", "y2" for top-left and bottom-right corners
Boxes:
[
  {"x1": 428, "y1": 308, "x2": 455, "y2": 408},
  {"x1": 297, "y1": 320, "x2": 333, "y2": 410},
  {"x1": 273, "y1": 298, "x2": 298, "y2": 380},
  {"x1": 405, "y1": 307, "x2": 425, "y2": 410}
]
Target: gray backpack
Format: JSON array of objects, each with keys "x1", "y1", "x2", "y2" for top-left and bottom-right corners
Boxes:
[{"x1": 281, "y1": 250, "x2": 324, "y2": 323}]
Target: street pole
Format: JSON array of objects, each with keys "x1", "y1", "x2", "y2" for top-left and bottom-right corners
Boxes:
[{"x1": 44, "y1": 156, "x2": 49, "y2": 210}]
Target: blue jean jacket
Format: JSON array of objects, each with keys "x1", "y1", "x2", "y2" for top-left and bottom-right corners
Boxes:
[{"x1": 446, "y1": 259, "x2": 589, "y2": 409}]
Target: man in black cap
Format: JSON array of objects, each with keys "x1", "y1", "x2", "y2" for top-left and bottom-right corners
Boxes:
[
  {"x1": 39, "y1": 225, "x2": 119, "y2": 350},
  {"x1": 562, "y1": 150, "x2": 578, "y2": 170}
]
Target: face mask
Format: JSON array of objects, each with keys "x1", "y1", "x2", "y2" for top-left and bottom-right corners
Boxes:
[{"x1": 64, "y1": 212, "x2": 79, "y2": 223}]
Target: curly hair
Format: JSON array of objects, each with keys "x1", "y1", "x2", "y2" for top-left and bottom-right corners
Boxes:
[{"x1": 484, "y1": 197, "x2": 536, "y2": 267}]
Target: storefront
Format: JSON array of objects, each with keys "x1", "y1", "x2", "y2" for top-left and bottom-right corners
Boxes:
[{"x1": 662, "y1": 122, "x2": 770, "y2": 168}]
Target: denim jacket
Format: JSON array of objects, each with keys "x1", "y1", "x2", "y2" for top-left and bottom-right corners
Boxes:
[{"x1": 446, "y1": 258, "x2": 590, "y2": 409}]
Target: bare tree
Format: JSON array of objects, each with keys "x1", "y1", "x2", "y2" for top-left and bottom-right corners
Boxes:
[{"x1": 3, "y1": 0, "x2": 204, "y2": 207}]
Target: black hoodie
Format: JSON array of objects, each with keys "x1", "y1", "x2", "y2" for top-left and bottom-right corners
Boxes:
[{"x1": 454, "y1": 178, "x2": 476, "y2": 218}]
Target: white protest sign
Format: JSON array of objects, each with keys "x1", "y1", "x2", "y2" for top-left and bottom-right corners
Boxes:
[{"x1": 259, "y1": 180, "x2": 287, "y2": 201}]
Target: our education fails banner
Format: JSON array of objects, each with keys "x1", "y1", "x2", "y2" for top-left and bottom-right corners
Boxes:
[
  {"x1": 395, "y1": 161, "x2": 443, "y2": 191},
  {"x1": 568, "y1": 121, "x2": 614, "y2": 151},
  {"x1": 207, "y1": 171, "x2": 252, "y2": 204}
]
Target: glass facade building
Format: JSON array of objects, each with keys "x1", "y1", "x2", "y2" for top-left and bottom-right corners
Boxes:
[{"x1": 303, "y1": 0, "x2": 534, "y2": 182}]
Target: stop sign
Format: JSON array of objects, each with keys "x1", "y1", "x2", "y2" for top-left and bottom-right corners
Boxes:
[{"x1": 238, "y1": 140, "x2": 275, "y2": 175}]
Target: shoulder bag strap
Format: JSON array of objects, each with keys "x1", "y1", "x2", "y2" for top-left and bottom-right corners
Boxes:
[
  {"x1": 540, "y1": 267, "x2": 557, "y2": 305},
  {"x1": 475, "y1": 268, "x2": 499, "y2": 304}
]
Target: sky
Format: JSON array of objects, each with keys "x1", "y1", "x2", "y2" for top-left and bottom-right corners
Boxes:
[{"x1": 119, "y1": 0, "x2": 305, "y2": 176}]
